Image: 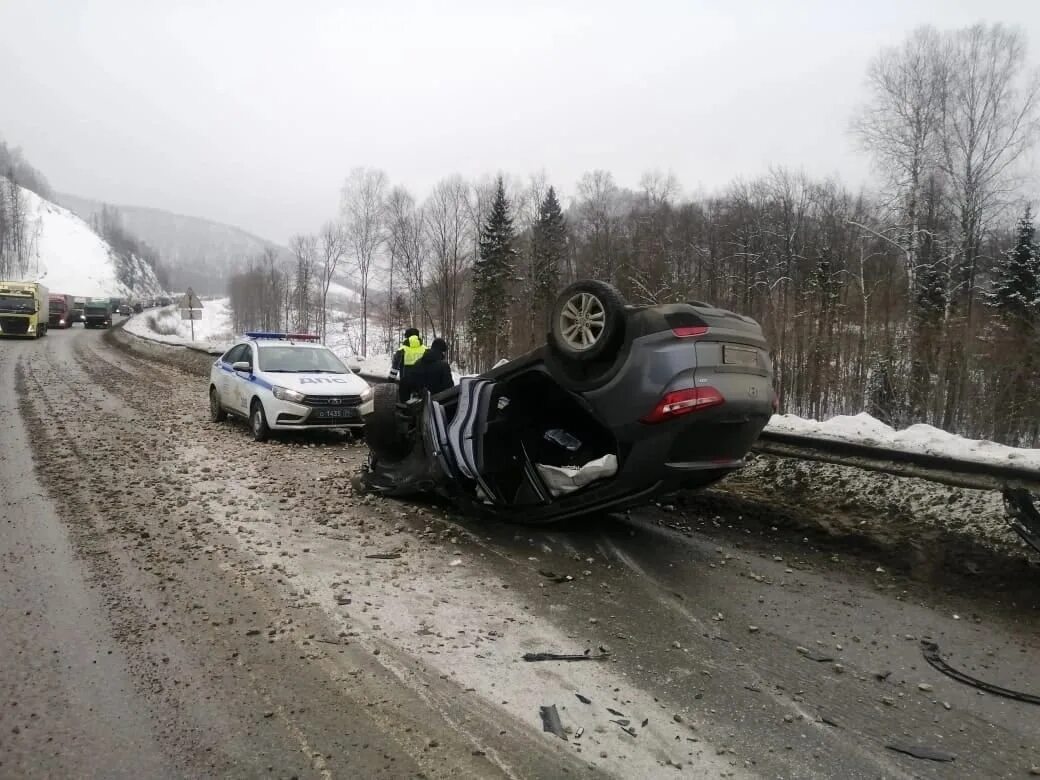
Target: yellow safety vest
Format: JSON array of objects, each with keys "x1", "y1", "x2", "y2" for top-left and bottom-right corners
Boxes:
[{"x1": 402, "y1": 336, "x2": 427, "y2": 366}]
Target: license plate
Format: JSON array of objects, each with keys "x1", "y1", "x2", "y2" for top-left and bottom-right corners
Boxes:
[
  {"x1": 723, "y1": 345, "x2": 759, "y2": 367},
  {"x1": 315, "y1": 408, "x2": 357, "y2": 419}
]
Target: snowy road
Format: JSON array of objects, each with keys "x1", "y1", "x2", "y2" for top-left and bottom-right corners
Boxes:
[{"x1": 1, "y1": 326, "x2": 1038, "y2": 778}]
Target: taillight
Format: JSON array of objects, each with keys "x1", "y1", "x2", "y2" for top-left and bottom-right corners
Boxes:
[
  {"x1": 640, "y1": 386, "x2": 725, "y2": 423},
  {"x1": 672, "y1": 325, "x2": 709, "y2": 338}
]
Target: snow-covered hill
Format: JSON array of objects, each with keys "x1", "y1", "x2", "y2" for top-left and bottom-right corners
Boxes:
[
  {"x1": 56, "y1": 192, "x2": 286, "y2": 295},
  {"x1": 12, "y1": 184, "x2": 166, "y2": 299}
]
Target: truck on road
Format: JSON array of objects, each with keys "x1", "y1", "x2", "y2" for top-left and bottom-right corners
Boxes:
[
  {"x1": 48, "y1": 293, "x2": 75, "y2": 329},
  {"x1": 84, "y1": 298, "x2": 112, "y2": 329},
  {"x1": 0, "y1": 281, "x2": 49, "y2": 337},
  {"x1": 70, "y1": 296, "x2": 86, "y2": 324}
]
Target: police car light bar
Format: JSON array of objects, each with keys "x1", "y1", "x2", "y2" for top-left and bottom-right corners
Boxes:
[{"x1": 244, "y1": 331, "x2": 321, "y2": 342}]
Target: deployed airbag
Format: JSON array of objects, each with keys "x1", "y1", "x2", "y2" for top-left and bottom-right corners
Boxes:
[{"x1": 535, "y1": 454, "x2": 618, "y2": 497}]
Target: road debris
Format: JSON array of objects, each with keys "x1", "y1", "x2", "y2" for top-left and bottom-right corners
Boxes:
[
  {"x1": 606, "y1": 707, "x2": 626, "y2": 717},
  {"x1": 921, "y1": 640, "x2": 1040, "y2": 705},
  {"x1": 364, "y1": 552, "x2": 401, "y2": 560},
  {"x1": 885, "y1": 743, "x2": 956, "y2": 762},
  {"x1": 575, "y1": 693, "x2": 592, "y2": 704},
  {"x1": 522, "y1": 651, "x2": 609, "y2": 662},
  {"x1": 611, "y1": 720, "x2": 637, "y2": 737},
  {"x1": 796, "y1": 646, "x2": 835, "y2": 662},
  {"x1": 538, "y1": 569, "x2": 574, "y2": 583},
  {"x1": 539, "y1": 705, "x2": 567, "y2": 740}
]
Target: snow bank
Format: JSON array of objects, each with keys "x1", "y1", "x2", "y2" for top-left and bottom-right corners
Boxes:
[
  {"x1": 124, "y1": 298, "x2": 233, "y2": 352},
  {"x1": 16, "y1": 184, "x2": 164, "y2": 298},
  {"x1": 766, "y1": 412, "x2": 1040, "y2": 472}
]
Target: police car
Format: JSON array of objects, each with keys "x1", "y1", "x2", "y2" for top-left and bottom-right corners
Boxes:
[{"x1": 208, "y1": 332, "x2": 374, "y2": 441}]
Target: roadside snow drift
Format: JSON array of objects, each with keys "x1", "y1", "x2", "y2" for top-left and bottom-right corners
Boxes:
[
  {"x1": 15, "y1": 184, "x2": 165, "y2": 298},
  {"x1": 125, "y1": 299, "x2": 233, "y2": 351},
  {"x1": 767, "y1": 412, "x2": 1040, "y2": 472}
]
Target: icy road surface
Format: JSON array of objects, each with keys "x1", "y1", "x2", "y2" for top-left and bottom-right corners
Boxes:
[{"x1": 1, "y1": 325, "x2": 1038, "y2": 778}]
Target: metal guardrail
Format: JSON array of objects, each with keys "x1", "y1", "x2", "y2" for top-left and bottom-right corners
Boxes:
[
  {"x1": 754, "y1": 430, "x2": 1040, "y2": 492},
  {"x1": 753, "y1": 430, "x2": 1040, "y2": 555}
]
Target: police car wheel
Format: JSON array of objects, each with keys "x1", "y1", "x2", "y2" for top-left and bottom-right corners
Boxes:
[
  {"x1": 209, "y1": 387, "x2": 226, "y2": 423},
  {"x1": 250, "y1": 400, "x2": 270, "y2": 442}
]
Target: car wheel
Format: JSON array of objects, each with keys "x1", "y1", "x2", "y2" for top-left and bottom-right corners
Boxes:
[
  {"x1": 363, "y1": 383, "x2": 411, "y2": 460},
  {"x1": 250, "y1": 399, "x2": 270, "y2": 442},
  {"x1": 550, "y1": 280, "x2": 625, "y2": 361},
  {"x1": 209, "y1": 386, "x2": 227, "y2": 423}
]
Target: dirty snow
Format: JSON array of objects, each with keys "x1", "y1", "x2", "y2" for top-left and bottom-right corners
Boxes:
[
  {"x1": 767, "y1": 412, "x2": 1040, "y2": 473},
  {"x1": 721, "y1": 453, "x2": 1028, "y2": 562},
  {"x1": 179, "y1": 439, "x2": 739, "y2": 778},
  {"x1": 14, "y1": 184, "x2": 165, "y2": 298}
]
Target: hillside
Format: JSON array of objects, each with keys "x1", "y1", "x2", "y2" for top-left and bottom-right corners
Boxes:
[
  {"x1": 9, "y1": 185, "x2": 166, "y2": 299},
  {"x1": 55, "y1": 193, "x2": 287, "y2": 295}
]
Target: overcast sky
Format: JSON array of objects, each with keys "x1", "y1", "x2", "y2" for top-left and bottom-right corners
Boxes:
[{"x1": 2, "y1": 0, "x2": 1039, "y2": 244}]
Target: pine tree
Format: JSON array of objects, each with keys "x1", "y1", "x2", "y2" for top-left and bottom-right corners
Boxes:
[
  {"x1": 469, "y1": 177, "x2": 518, "y2": 369},
  {"x1": 530, "y1": 186, "x2": 566, "y2": 335},
  {"x1": 989, "y1": 206, "x2": 1040, "y2": 324}
]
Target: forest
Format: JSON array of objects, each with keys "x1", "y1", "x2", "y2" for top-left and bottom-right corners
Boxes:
[{"x1": 225, "y1": 22, "x2": 1040, "y2": 447}]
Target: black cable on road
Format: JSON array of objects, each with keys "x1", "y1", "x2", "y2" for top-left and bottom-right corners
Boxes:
[{"x1": 920, "y1": 640, "x2": 1040, "y2": 705}]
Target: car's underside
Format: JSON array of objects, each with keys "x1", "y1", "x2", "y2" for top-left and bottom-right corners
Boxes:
[{"x1": 360, "y1": 280, "x2": 776, "y2": 524}]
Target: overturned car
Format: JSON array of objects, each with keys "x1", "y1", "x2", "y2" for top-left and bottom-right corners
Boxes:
[{"x1": 359, "y1": 280, "x2": 776, "y2": 524}]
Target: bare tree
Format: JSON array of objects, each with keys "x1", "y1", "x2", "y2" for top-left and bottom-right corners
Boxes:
[
  {"x1": 288, "y1": 233, "x2": 317, "y2": 332},
  {"x1": 639, "y1": 169, "x2": 681, "y2": 207},
  {"x1": 341, "y1": 167, "x2": 388, "y2": 357},
  {"x1": 853, "y1": 25, "x2": 948, "y2": 294},
  {"x1": 940, "y1": 23, "x2": 1040, "y2": 317},
  {"x1": 316, "y1": 221, "x2": 344, "y2": 343},
  {"x1": 424, "y1": 176, "x2": 471, "y2": 357},
  {"x1": 385, "y1": 186, "x2": 432, "y2": 337}
]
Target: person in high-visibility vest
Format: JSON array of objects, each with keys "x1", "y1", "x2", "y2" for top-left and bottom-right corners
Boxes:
[{"x1": 391, "y1": 328, "x2": 427, "y2": 400}]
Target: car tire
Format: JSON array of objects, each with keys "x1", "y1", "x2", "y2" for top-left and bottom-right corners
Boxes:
[
  {"x1": 250, "y1": 399, "x2": 270, "y2": 442},
  {"x1": 363, "y1": 383, "x2": 410, "y2": 460},
  {"x1": 550, "y1": 280, "x2": 625, "y2": 362},
  {"x1": 209, "y1": 386, "x2": 227, "y2": 423}
]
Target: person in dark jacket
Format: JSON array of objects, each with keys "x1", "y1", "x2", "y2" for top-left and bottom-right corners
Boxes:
[{"x1": 415, "y1": 337, "x2": 454, "y2": 395}]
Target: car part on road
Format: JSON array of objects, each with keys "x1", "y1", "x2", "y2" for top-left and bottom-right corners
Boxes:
[
  {"x1": 921, "y1": 640, "x2": 1040, "y2": 705},
  {"x1": 612, "y1": 720, "x2": 638, "y2": 737},
  {"x1": 522, "y1": 651, "x2": 610, "y2": 662},
  {"x1": 538, "y1": 569, "x2": 574, "y2": 583},
  {"x1": 1003, "y1": 488, "x2": 1040, "y2": 555},
  {"x1": 538, "y1": 705, "x2": 567, "y2": 740},
  {"x1": 885, "y1": 743, "x2": 956, "y2": 762}
]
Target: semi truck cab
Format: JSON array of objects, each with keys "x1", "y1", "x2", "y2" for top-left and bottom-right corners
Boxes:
[
  {"x1": 48, "y1": 294, "x2": 74, "y2": 329},
  {"x1": 83, "y1": 299, "x2": 112, "y2": 329},
  {"x1": 0, "y1": 282, "x2": 49, "y2": 337}
]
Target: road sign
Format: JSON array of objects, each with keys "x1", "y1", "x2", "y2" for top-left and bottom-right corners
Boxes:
[
  {"x1": 180, "y1": 309, "x2": 202, "y2": 320},
  {"x1": 178, "y1": 288, "x2": 203, "y2": 309}
]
